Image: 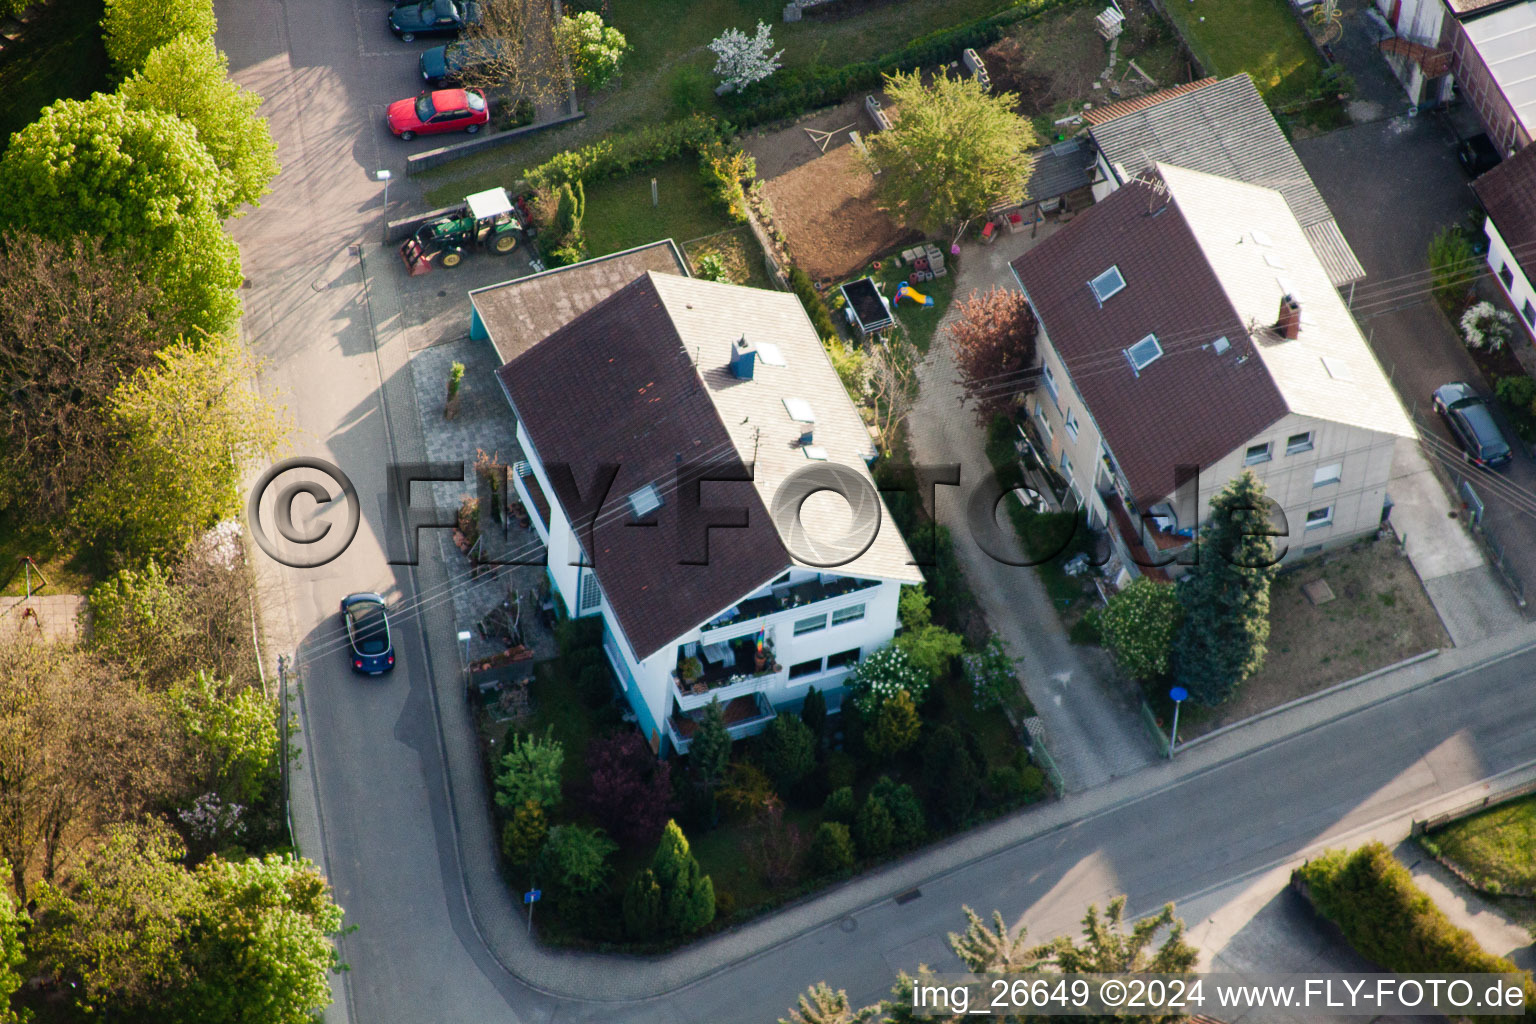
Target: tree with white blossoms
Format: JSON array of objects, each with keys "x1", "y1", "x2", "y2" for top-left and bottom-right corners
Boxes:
[
  {"x1": 849, "y1": 645, "x2": 928, "y2": 714},
  {"x1": 1461, "y1": 300, "x2": 1516, "y2": 352},
  {"x1": 708, "y1": 21, "x2": 782, "y2": 94}
]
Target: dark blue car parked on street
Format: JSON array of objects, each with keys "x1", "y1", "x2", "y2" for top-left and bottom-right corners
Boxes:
[{"x1": 342, "y1": 593, "x2": 395, "y2": 675}]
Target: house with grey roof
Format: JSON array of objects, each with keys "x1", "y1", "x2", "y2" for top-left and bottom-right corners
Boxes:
[
  {"x1": 1084, "y1": 74, "x2": 1367, "y2": 287},
  {"x1": 1010, "y1": 164, "x2": 1414, "y2": 583},
  {"x1": 480, "y1": 263, "x2": 919, "y2": 754},
  {"x1": 1371, "y1": 0, "x2": 1533, "y2": 154}
]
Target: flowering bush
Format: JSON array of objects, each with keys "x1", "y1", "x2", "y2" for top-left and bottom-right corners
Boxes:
[
  {"x1": 178, "y1": 791, "x2": 246, "y2": 843},
  {"x1": 849, "y1": 645, "x2": 927, "y2": 713},
  {"x1": 1461, "y1": 301, "x2": 1516, "y2": 352},
  {"x1": 1100, "y1": 576, "x2": 1182, "y2": 682},
  {"x1": 708, "y1": 21, "x2": 783, "y2": 93},
  {"x1": 192, "y1": 518, "x2": 243, "y2": 570},
  {"x1": 556, "y1": 11, "x2": 628, "y2": 90},
  {"x1": 963, "y1": 635, "x2": 1019, "y2": 711}
]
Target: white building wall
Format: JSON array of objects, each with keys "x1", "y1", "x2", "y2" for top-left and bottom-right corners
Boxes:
[
  {"x1": 1024, "y1": 324, "x2": 1112, "y2": 526},
  {"x1": 1485, "y1": 217, "x2": 1536, "y2": 340}
]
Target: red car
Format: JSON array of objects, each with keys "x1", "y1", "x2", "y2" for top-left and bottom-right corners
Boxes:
[{"x1": 386, "y1": 88, "x2": 488, "y2": 141}]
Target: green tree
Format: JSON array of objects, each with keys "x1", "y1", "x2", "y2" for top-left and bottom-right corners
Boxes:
[
  {"x1": 0, "y1": 232, "x2": 165, "y2": 519},
  {"x1": 822, "y1": 786, "x2": 857, "y2": 824},
  {"x1": 1428, "y1": 223, "x2": 1477, "y2": 312},
  {"x1": 871, "y1": 776, "x2": 924, "y2": 847},
  {"x1": 921, "y1": 725, "x2": 981, "y2": 827},
  {"x1": 781, "y1": 982, "x2": 881, "y2": 1024},
  {"x1": 963, "y1": 635, "x2": 1020, "y2": 712},
  {"x1": 556, "y1": 11, "x2": 628, "y2": 89},
  {"x1": 538, "y1": 825, "x2": 616, "y2": 896},
  {"x1": 809, "y1": 821, "x2": 855, "y2": 875},
  {"x1": 89, "y1": 560, "x2": 184, "y2": 678},
  {"x1": 759, "y1": 712, "x2": 815, "y2": 794},
  {"x1": 622, "y1": 867, "x2": 663, "y2": 939},
  {"x1": 31, "y1": 824, "x2": 196, "y2": 1012},
  {"x1": 0, "y1": 876, "x2": 25, "y2": 1024},
  {"x1": 949, "y1": 905, "x2": 1039, "y2": 973},
  {"x1": 893, "y1": 622, "x2": 964, "y2": 683},
  {"x1": 1040, "y1": 896, "x2": 1197, "y2": 976},
  {"x1": 898, "y1": 584, "x2": 932, "y2": 631},
  {"x1": 1099, "y1": 577, "x2": 1183, "y2": 682},
  {"x1": 800, "y1": 685, "x2": 827, "y2": 743},
  {"x1": 688, "y1": 698, "x2": 731, "y2": 789},
  {"x1": 76, "y1": 336, "x2": 289, "y2": 560},
  {"x1": 169, "y1": 672, "x2": 278, "y2": 805},
  {"x1": 174, "y1": 853, "x2": 344, "y2": 1024},
  {"x1": 495, "y1": 728, "x2": 565, "y2": 811},
  {"x1": 1172, "y1": 471, "x2": 1277, "y2": 706},
  {"x1": 650, "y1": 820, "x2": 715, "y2": 936},
  {"x1": 552, "y1": 179, "x2": 586, "y2": 251},
  {"x1": 501, "y1": 799, "x2": 547, "y2": 866},
  {"x1": 865, "y1": 687, "x2": 921, "y2": 760},
  {"x1": 865, "y1": 69, "x2": 1037, "y2": 235},
  {"x1": 121, "y1": 34, "x2": 280, "y2": 216},
  {"x1": 852, "y1": 794, "x2": 894, "y2": 858},
  {"x1": 0, "y1": 93, "x2": 243, "y2": 335},
  {"x1": 102, "y1": 0, "x2": 216, "y2": 74}
]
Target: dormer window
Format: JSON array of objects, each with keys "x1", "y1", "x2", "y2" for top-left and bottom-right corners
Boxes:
[
  {"x1": 1089, "y1": 266, "x2": 1126, "y2": 304},
  {"x1": 1125, "y1": 333, "x2": 1162, "y2": 374}
]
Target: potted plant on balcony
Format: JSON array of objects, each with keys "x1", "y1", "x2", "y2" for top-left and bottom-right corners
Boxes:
[{"x1": 678, "y1": 656, "x2": 703, "y2": 687}]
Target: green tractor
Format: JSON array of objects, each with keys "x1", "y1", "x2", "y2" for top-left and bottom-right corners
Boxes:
[{"x1": 400, "y1": 186, "x2": 529, "y2": 274}]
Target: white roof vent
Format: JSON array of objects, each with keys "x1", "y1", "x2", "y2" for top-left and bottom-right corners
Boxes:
[
  {"x1": 1212, "y1": 336, "x2": 1231, "y2": 355},
  {"x1": 1089, "y1": 265, "x2": 1126, "y2": 304},
  {"x1": 627, "y1": 483, "x2": 663, "y2": 519},
  {"x1": 756, "y1": 343, "x2": 786, "y2": 367},
  {"x1": 783, "y1": 397, "x2": 815, "y2": 423}
]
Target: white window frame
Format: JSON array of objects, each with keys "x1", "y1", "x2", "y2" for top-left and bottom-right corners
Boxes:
[
  {"x1": 793, "y1": 613, "x2": 827, "y2": 636},
  {"x1": 1089, "y1": 265, "x2": 1126, "y2": 303},
  {"x1": 1064, "y1": 408, "x2": 1080, "y2": 442},
  {"x1": 1305, "y1": 506, "x2": 1334, "y2": 530},
  {"x1": 831, "y1": 603, "x2": 865, "y2": 626},
  {"x1": 1042, "y1": 362, "x2": 1060, "y2": 406},
  {"x1": 1126, "y1": 333, "x2": 1162, "y2": 374},
  {"x1": 1060, "y1": 451, "x2": 1073, "y2": 478},
  {"x1": 1037, "y1": 409, "x2": 1053, "y2": 441},
  {"x1": 1244, "y1": 442, "x2": 1272, "y2": 466},
  {"x1": 1313, "y1": 462, "x2": 1342, "y2": 488},
  {"x1": 1285, "y1": 431, "x2": 1314, "y2": 455}
]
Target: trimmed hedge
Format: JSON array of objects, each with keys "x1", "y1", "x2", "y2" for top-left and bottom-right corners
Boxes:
[
  {"x1": 720, "y1": 0, "x2": 1079, "y2": 128},
  {"x1": 1295, "y1": 842, "x2": 1536, "y2": 1022},
  {"x1": 523, "y1": 113, "x2": 735, "y2": 192},
  {"x1": 789, "y1": 265, "x2": 840, "y2": 338}
]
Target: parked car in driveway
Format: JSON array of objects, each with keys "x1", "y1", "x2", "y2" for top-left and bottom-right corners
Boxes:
[
  {"x1": 1433, "y1": 381, "x2": 1513, "y2": 468},
  {"x1": 388, "y1": 0, "x2": 479, "y2": 41},
  {"x1": 386, "y1": 88, "x2": 488, "y2": 140},
  {"x1": 342, "y1": 593, "x2": 395, "y2": 675},
  {"x1": 1458, "y1": 133, "x2": 1502, "y2": 177},
  {"x1": 419, "y1": 38, "x2": 502, "y2": 87}
]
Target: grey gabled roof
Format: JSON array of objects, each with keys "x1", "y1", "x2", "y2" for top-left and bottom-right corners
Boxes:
[
  {"x1": 1089, "y1": 74, "x2": 1366, "y2": 286},
  {"x1": 1024, "y1": 138, "x2": 1096, "y2": 202}
]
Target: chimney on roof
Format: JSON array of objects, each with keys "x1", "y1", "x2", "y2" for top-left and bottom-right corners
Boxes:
[
  {"x1": 1275, "y1": 294, "x2": 1301, "y2": 340},
  {"x1": 729, "y1": 336, "x2": 756, "y2": 380}
]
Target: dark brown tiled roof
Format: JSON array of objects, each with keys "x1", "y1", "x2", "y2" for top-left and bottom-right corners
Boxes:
[
  {"x1": 469, "y1": 240, "x2": 688, "y2": 363},
  {"x1": 1472, "y1": 143, "x2": 1536, "y2": 273},
  {"x1": 1010, "y1": 176, "x2": 1289, "y2": 507},
  {"x1": 495, "y1": 275, "x2": 788, "y2": 662},
  {"x1": 1082, "y1": 78, "x2": 1218, "y2": 125}
]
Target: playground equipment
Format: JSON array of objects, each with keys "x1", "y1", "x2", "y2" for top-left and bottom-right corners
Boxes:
[{"x1": 895, "y1": 283, "x2": 933, "y2": 307}]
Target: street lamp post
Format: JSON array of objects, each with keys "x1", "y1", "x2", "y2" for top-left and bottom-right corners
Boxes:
[
  {"x1": 457, "y1": 629, "x2": 472, "y2": 700},
  {"x1": 375, "y1": 169, "x2": 392, "y2": 239},
  {"x1": 1168, "y1": 686, "x2": 1188, "y2": 759}
]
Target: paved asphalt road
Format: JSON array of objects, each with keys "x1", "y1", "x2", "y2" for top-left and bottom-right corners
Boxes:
[{"x1": 220, "y1": 2, "x2": 1536, "y2": 1022}]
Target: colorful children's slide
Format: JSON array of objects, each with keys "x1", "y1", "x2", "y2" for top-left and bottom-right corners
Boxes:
[{"x1": 895, "y1": 283, "x2": 933, "y2": 307}]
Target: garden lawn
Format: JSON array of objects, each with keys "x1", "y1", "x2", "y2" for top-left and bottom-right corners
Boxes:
[
  {"x1": 0, "y1": 509, "x2": 98, "y2": 597},
  {"x1": 684, "y1": 227, "x2": 774, "y2": 289},
  {"x1": 1426, "y1": 795, "x2": 1536, "y2": 894},
  {"x1": 870, "y1": 259, "x2": 957, "y2": 356},
  {"x1": 1161, "y1": 0, "x2": 1321, "y2": 103},
  {"x1": 580, "y1": 160, "x2": 738, "y2": 260},
  {"x1": 517, "y1": 660, "x2": 599, "y2": 794},
  {"x1": 0, "y1": 0, "x2": 111, "y2": 147}
]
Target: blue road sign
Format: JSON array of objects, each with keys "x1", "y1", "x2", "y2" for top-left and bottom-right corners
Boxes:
[
  {"x1": 1169, "y1": 686, "x2": 1189, "y2": 702},
  {"x1": 524, "y1": 889, "x2": 542, "y2": 904}
]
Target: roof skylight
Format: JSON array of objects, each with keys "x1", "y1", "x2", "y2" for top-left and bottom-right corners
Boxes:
[
  {"x1": 783, "y1": 397, "x2": 815, "y2": 423},
  {"x1": 1090, "y1": 266, "x2": 1127, "y2": 304},
  {"x1": 627, "y1": 483, "x2": 663, "y2": 519},
  {"x1": 1126, "y1": 333, "x2": 1163, "y2": 374}
]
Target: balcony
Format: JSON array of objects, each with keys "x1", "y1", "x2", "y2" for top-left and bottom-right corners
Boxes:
[
  {"x1": 698, "y1": 575, "x2": 878, "y2": 642},
  {"x1": 674, "y1": 632, "x2": 781, "y2": 711},
  {"x1": 667, "y1": 692, "x2": 776, "y2": 754}
]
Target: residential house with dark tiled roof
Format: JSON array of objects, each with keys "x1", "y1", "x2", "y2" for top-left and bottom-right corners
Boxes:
[
  {"x1": 1473, "y1": 141, "x2": 1536, "y2": 336},
  {"x1": 481, "y1": 265, "x2": 919, "y2": 754},
  {"x1": 1010, "y1": 165, "x2": 1415, "y2": 582},
  {"x1": 1084, "y1": 74, "x2": 1366, "y2": 287}
]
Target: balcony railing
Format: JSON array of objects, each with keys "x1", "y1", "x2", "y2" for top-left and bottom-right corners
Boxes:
[
  {"x1": 698, "y1": 575, "x2": 878, "y2": 642},
  {"x1": 667, "y1": 691, "x2": 776, "y2": 753}
]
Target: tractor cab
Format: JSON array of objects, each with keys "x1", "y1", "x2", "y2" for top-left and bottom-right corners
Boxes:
[{"x1": 400, "y1": 186, "x2": 525, "y2": 275}]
